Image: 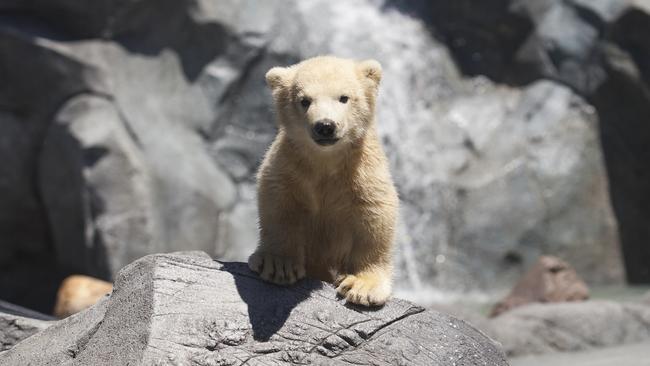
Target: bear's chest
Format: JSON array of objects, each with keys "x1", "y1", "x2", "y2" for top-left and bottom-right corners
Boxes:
[{"x1": 302, "y1": 176, "x2": 356, "y2": 216}]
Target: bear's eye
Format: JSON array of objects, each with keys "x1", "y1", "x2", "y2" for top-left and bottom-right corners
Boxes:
[
  {"x1": 339, "y1": 95, "x2": 349, "y2": 104},
  {"x1": 300, "y1": 98, "x2": 311, "y2": 109}
]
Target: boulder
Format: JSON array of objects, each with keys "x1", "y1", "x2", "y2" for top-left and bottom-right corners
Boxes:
[
  {"x1": 487, "y1": 300, "x2": 650, "y2": 357},
  {"x1": 0, "y1": 252, "x2": 508, "y2": 366},
  {"x1": 390, "y1": 79, "x2": 622, "y2": 294},
  {"x1": 490, "y1": 256, "x2": 589, "y2": 317}
]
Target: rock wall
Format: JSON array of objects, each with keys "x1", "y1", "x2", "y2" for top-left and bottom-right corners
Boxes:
[
  {"x1": 390, "y1": 0, "x2": 650, "y2": 284},
  {"x1": 1, "y1": 0, "x2": 643, "y2": 312}
]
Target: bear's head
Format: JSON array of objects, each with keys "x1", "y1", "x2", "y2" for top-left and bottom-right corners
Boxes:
[{"x1": 265, "y1": 56, "x2": 382, "y2": 150}]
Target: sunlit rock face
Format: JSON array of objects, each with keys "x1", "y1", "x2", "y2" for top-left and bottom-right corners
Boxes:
[{"x1": 0, "y1": 0, "x2": 632, "y2": 310}]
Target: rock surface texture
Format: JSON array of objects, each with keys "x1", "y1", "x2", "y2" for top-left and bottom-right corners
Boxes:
[
  {"x1": 0, "y1": 311, "x2": 53, "y2": 352},
  {"x1": 4, "y1": 0, "x2": 650, "y2": 311},
  {"x1": 0, "y1": 252, "x2": 508, "y2": 366}
]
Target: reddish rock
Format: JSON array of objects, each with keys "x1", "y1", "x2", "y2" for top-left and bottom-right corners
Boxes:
[{"x1": 490, "y1": 255, "x2": 589, "y2": 317}]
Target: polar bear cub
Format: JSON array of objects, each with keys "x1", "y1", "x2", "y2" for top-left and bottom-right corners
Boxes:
[{"x1": 248, "y1": 56, "x2": 398, "y2": 306}]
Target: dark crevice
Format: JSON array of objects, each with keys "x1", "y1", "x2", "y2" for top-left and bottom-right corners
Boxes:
[
  {"x1": 589, "y1": 65, "x2": 650, "y2": 283},
  {"x1": 0, "y1": 300, "x2": 55, "y2": 321},
  {"x1": 384, "y1": 0, "x2": 535, "y2": 86},
  {"x1": 68, "y1": 319, "x2": 104, "y2": 359},
  {"x1": 354, "y1": 306, "x2": 425, "y2": 341},
  {"x1": 110, "y1": 0, "x2": 231, "y2": 81}
]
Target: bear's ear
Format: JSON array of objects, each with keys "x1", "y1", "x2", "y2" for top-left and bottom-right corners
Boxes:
[
  {"x1": 265, "y1": 66, "x2": 293, "y2": 91},
  {"x1": 357, "y1": 59, "x2": 382, "y2": 86}
]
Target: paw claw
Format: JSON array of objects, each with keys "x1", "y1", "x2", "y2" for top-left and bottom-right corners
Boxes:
[{"x1": 335, "y1": 274, "x2": 355, "y2": 296}]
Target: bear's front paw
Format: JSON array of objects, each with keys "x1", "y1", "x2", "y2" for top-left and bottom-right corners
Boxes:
[
  {"x1": 335, "y1": 273, "x2": 391, "y2": 306},
  {"x1": 248, "y1": 252, "x2": 306, "y2": 285}
]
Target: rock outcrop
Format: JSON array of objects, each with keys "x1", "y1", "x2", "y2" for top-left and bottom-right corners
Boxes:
[{"x1": 0, "y1": 252, "x2": 508, "y2": 366}]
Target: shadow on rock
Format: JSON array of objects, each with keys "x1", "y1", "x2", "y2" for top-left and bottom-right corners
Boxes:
[{"x1": 218, "y1": 261, "x2": 322, "y2": 341}]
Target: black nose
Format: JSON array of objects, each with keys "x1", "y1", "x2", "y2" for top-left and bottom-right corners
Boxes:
[{"x1": 313, "y1": 119, "x2": 336, "y2": 139}]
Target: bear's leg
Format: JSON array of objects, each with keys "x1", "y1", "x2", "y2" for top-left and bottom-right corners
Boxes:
[
  {"x1": 249, "y1": 174, "x2": 310, "y2": 285},
  {"x1": 335, "y1": 201, "x2": 396, "y2": 306},
  {"x1": 248, "y1": 203, "x2": 307, "y2": 285}
]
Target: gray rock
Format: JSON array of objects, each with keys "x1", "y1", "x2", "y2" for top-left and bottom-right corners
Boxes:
[
  {"x1": 642, "y1": 291, "x2": 650, "y2": 305},
  {"x1": 39, "y1": 94, "x2": 151, "y2": 278},
  {"x1": 0, "y1": 299, "x2": 54, "y2": 352},
  {"x1": 510, "y1": 341, "x2": 650, "y2": 366},
  {"x1": 0, "y1": 1, "x2": 240, "y2": 310},
  {"x1": 393, "y1": 0, "x2": 650, "y2": 285},
  {"x1": 0, "y1": 252, "x2": 508, "y2": 365},
  {"x1": 508, "y1": 0, "x2": 650, "y2": 165},
  {"x1": 487, "y1": 300, "x2": 650, "y2": 356},
  {"x1": 0, "y1": 21, "x2": 110, "y2": 311},
  {"x1": 519, "y1": 3, "x2": 604, "y2": 93},
  {"x1": 391, "y1": 79, "x2": 622, "y2": 294},
  {"x1": 0, "y1": 312, "x2": 52, "y2": 352}
]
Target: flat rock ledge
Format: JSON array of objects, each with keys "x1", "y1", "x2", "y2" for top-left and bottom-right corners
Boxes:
[{"x1": 0, "y1": 252, "x2": 507, "y2": 365}]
